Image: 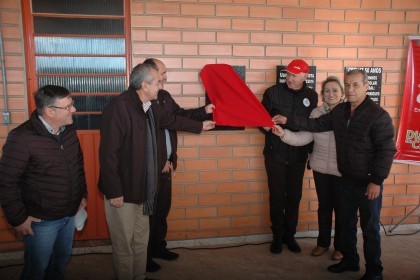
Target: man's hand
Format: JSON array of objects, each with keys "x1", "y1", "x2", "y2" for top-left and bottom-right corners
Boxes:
[
  {"x1": 272, "y1": 125, "x2": 285, "y2": 138},
  {"x1": 202, "y1": 120, "x2": 216, "y2": 130},
  {"x1": 365, "y1": 183, "x2": 381, "y2": 200},
  {"x1": 15, "y1": 216, "x2": 41, "y2": 236},
  {"x1": 272, "y1": 114, "x2": 287, "y2": 125},
  {"x1": 162, "y1": 160, "x2": 173, "y2": 173},
  {"x1": 79, "y1": 197, "x2": 87, "y2": 210},
  {"x1": 205, "y1": 104, "x2": 215, "y2": 114},
  {"x1": 110, "y1": 196, "x2": 124, "y2": 208}
]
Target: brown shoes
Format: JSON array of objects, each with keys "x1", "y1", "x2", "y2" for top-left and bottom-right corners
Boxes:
[
  {"x1": 331, "y1": 250, "x2": 343, "y2": 261},
  {"x1": 311, "y1": 246, "x2": 328, "y2": 256},
  {"x1": 311, "y1": 246, "x2": 343, "y2": 260}
]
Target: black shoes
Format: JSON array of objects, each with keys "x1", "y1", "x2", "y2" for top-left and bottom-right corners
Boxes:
[
  {"x1": 359, "y1": 273, "x2": 383, "y2": 280},
  {"x1": 283, "y1": 237, "x2": 301, "y2": 253},
  {"x1": 146, "y1": 258, "x2": 161, "y2": 272},
  {"x1": 270, "y1": 237, "x2": 282, "y2": 254},
  {"x1": 327, "y1": 260, "x2": 360, "y2": 273},
  {"x1": 152, "y1": 248, "x2": 179, "y2": 261},
  {"x1": 147, "y1": 249, "x2": 179, "y2": 272},
  {"x1": 270, "y1": 236, "x2": 301, "y2": 253}
]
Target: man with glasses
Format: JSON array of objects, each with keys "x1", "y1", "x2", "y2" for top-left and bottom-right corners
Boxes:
[{"x1": 0, "y1": 85, "x2": 87, "y2": 280}]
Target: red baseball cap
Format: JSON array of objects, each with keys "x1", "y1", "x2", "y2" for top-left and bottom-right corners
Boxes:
[{"x1": 284, "y1": 59, "x2": 309, "y2": 74}]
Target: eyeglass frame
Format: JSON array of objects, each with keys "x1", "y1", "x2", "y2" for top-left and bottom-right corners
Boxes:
[{"x1": 49, "y1": 100, "x2": 75, "y2": 111}]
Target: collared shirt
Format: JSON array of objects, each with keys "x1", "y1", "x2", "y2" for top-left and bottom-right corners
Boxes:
[
  {"x1": 143, "y1": 101, "x2": 152, "y2": 113},
  {"x1": 38, "y1": 115, "x2": 65, "y2": 135},
  {"x1": 165, "y1": 129, "x2": 172, "y2": 159}
]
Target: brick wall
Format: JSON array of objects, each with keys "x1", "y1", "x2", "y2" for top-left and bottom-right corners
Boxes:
[
  {"x1": 130, "y1": 0, "x2": 420, "y2": 242},
  {"x1": 0, "y1": 0, "x2": 419, "y2": 251},
  {"x1": 0, "y1": 0, "x2": 28, "y2": 251}
]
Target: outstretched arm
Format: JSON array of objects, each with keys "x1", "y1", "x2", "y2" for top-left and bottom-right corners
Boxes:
[{"x1": 272, "y1": 125, "x2": 314, "y2": 146}]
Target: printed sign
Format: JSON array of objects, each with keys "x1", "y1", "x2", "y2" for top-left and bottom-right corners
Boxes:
[{"x1": 395, "y1": 37, "x2": 420, "y2": 165}]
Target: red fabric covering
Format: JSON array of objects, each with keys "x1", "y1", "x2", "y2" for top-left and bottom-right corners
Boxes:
[{"x1": 200, "y1": 64, "x2": 273, "y2": 127}]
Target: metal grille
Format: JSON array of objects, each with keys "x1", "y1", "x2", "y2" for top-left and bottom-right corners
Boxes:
[{"x1": 32, "y1": 0, "x2": 124, "y2": 16}]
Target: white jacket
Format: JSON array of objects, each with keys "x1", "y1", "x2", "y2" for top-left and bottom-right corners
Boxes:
[{"x1": 281, "y1": 104, "x2": 341, "y2": 177}]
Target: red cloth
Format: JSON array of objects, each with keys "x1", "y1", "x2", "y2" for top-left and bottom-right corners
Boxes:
[{"x1": 200, "y1": 64, "x2": 273, "y2": 127}]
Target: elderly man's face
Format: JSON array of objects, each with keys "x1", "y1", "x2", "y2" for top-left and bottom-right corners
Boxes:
[
  {"x1": 146, "y1": 69, "x2": 163, "y2": 101},
  {"x1": 344, "y1": 72, "x2": 368, "y2": 107},
  {"x1": 155, "y1": 60, "x2": 167, "y2": 88},
  {"x1": 286, "y1": 72, "x2": 307, "y2": 91}
]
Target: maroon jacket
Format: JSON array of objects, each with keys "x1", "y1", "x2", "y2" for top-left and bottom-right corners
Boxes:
[
  {"x1": 0, "y1": 112, "x2": 87, "y2": 227},
  {"x1": 98, "y1": 87, "x2": 203, "y2": 203}
]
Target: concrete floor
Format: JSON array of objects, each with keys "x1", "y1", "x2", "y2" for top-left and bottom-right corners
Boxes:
[{"x1": 0, "y1": 228, "x2": 419, "y2": 280}]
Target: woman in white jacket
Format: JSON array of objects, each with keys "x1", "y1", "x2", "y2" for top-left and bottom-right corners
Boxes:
[{"x1": 272, "y1": 76, "x2": 345, "y2": 261}]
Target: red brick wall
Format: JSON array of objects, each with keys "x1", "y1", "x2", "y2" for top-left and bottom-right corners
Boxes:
[
  {"x1": 0, "y1": 0, "x2": 419, "y2": 251},
  {"x1": 0, "y1": 0, "x2": 27, "y2": 251}
]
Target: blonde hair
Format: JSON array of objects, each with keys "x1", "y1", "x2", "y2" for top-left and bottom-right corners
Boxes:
[{"x1": 320, "y1": 76, "x2": 344, "y2": 97}]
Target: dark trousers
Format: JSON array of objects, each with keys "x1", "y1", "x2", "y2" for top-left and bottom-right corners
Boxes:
[
  {"x1": 265, "y1": 157, "x2": 306, "y2": 238},
  {"x1": 313, "y1": 171, "x2": 342, "y2": 250},
  {"x1": 148, "y1": 172, "x2": 172, "y2": 257},
  {"x1": 339, "y1": 177, "x2": 383, "y2": 275}
]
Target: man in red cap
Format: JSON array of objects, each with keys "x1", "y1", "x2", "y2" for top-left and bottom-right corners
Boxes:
[{"x1": 261, "y1": 59, "x2": 318, "y2": 254}]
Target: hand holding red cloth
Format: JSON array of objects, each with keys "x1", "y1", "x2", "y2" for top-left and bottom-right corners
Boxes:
[{"x1": 200, "y1": 64, "x2": 273, "y2": 127}]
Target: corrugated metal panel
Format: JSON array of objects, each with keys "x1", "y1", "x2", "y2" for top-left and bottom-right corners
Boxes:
[{"x1": 74, "y1": 131, "x2": 109, "y2": 240}]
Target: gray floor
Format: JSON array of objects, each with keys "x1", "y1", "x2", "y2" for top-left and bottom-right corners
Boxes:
[{"x1": 0, "y1": 229, "x2": 419, "y2": 280}]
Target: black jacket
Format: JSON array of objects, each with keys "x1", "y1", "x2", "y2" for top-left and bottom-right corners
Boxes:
[
  {"x1": 156, "y1": 89, "x2": 209, "y2": 171},
  {"x1": 261, "y1": 82, "x2": 318, "y2": 164},
  {"x1": 0, "y1": 112, "x2": 87, "y2": 227},
  {"x1": 290, "y1": 97, "x2": 396, "y2": 185}
]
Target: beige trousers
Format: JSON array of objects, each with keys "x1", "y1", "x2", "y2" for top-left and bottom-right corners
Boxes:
[{"x1": 105, "y1": 201, "x2": 149, "y2": 280}]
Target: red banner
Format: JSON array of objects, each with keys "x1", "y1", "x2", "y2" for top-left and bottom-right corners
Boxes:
[{"x1": 395, "y1": 37, "x2": 420, "y2": 165}]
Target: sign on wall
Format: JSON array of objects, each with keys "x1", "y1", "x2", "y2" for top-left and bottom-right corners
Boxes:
[
  {"x1": 394, "y1": 36, "x2": 420, "y2": 165},
  {"x1": 345, "y1": 67, "x2": 383, "y2": 105},
  {"x1": 276, "y1": 66, "x2": 317, "y2": 90}
]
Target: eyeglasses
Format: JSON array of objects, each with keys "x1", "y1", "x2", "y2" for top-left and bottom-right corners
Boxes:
[{"x1": 49, "y1": 100, "x2": 75, "y2": 111}]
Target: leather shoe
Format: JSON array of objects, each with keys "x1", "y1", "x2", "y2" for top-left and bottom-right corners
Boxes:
[
  {"x1": 270, "y1": 237, "x2": 282, "y2": 254},
  {"x1": 359, "y1": 273, "x2": 383, "y2": 280},
  {"x1": 331, "y1": 250, "x2": 343, "y2": 261},
  {"x1": 146, "y1": 258, "x2": 161, "y2": 272},
  {"x1": 152, "y1": 248, "x2": 179, "y2": 261},
  {"x1": 327, "y1": 260, "x2": 360, "y2": 273},
  {"x1": 283, "y1": 237, "x2": 301, "y2": 253},
  {"x1": 311, "y1": 246, "x2": 328, "y2": 256}
]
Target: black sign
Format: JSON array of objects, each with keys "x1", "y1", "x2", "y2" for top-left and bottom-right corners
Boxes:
[
  {"x1": 345, "y1": 67, "x2": 382, "y2": 105},
  {"x1": 276, "y1": 65, "x2": 317, "y2": 90}
]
